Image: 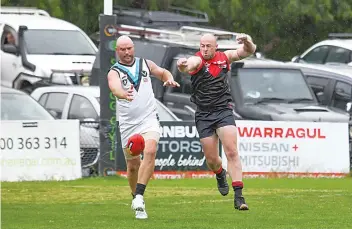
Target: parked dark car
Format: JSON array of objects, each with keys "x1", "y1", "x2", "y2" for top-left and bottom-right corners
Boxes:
[
  {"x1": 288, "y1": 63, "x2": 352, "y2": 169},
  {"x1": 227, "y1": 60, "x2": 349, "y2": 122},
  {"x1": 288, "y1": 63, "x2": 352, "y2": 115}
]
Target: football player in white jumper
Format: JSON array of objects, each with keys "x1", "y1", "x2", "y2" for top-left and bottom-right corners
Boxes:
[{"x1": 107, "y1": 35, "x2": 180, "y2": 219}]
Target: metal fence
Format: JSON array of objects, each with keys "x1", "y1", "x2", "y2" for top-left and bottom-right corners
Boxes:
[{"x1": 79, "y1": 121, "x2": 100, "y2": 177}]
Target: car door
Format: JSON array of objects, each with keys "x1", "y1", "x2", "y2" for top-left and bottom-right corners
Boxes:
[
  {"x1": 37, "y1": 92, "x2": 49, "y2": 106},
  {"x1": 163, "y1": 58, "x2": 196, "y2": 121},
  {"x1": 305, "y1": 75, "x2": 332, "y2": 104},
  {"x1": 330, "y1": 80, "x2": 352, "y2": 112},
  {"x1": 40, "y1": 92, "x2": 70, "y2": 119},
  {"x1": 0, "y1": 24, "x2": 22, "y2": 88},
  {"x1": 300, "y1": 45, "x2": 330, "y2": 64},
  {"x1": 67, "y1": 94, "x2": 100, "y2": 158},
  {"x1": 324, "y1": 46, "x2": 352, "y2": 64},
  {"x1": 67, "y1": 94, "x2": 98, "y2": 121}
]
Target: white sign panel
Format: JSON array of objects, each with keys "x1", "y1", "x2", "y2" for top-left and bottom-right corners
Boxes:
[
  {"x1": 221, "y1": 121, "x2": 350, "y2": 176},
  {"x1": 1, "y1": 120, "x2": 82, "y2": 181}
]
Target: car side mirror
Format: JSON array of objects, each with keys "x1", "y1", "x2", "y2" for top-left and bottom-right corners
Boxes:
[
  {"x1": 346, "y1": 102, "x2": 352, "y2": 112},
  {"x1": 291, "y1": 55, "x2": 300, "y2": 63},
  {"x1": 3, "y1": 44, "x2": 18, "y2": 55}
]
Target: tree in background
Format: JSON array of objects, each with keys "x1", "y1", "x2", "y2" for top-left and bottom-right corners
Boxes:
[{"x1": 2, "y1": 0, "x2": 352, "y2": 61}]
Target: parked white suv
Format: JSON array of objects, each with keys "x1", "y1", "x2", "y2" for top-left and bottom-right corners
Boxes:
[
  {"x1": 0, "y1": 8, "x2": 97, "y2": 93},
  {"x1": 291, "y1": 33, "x2": 352, "y2": 66}
]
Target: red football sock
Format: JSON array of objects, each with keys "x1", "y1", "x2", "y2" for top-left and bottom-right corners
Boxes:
[
  {"x1": 232, "y1": 181, "x2": 244, "y2": 188},
  {"x1": 214, "y1": 167, "x2": 223, "y2": 175}
]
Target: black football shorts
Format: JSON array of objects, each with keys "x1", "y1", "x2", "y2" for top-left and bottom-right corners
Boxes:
[{"x1": 195, "y1": 108, "x2": 236, "y2": 139}]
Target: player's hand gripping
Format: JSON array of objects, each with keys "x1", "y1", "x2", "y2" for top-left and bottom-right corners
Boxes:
[{"x1": 124, "y1": 85, "x2": 134, "y2": 102}]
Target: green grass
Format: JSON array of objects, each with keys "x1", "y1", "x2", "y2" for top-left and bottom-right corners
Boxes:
[{"x1": 2, "y1": 176, "x2": 352, "y2": 229}]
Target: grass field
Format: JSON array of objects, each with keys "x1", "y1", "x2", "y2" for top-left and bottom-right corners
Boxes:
[{"x1": 2, "y1": 176, "x2": 352, "y2": 229}]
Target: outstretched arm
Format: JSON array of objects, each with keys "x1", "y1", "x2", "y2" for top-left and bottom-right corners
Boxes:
[
  {"x1": 107, "y1": 70, "x2": 134, "y2": 101},
  {"x1": 177, "y1": 56, "x2": 202, "y2": 73},
  {"x1": 146, "y1": 59, "x2": 180, "y2": 87},
  {"x1": 224, "y1": 33, "x2": 257, "y2": 62}
]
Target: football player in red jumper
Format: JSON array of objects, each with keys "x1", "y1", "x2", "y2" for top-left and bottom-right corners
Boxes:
[{"x1": 177, "y1": 33, "x2": 256, "y2": 210}]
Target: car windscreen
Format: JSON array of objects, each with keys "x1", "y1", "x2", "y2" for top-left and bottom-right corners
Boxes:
[
  {"x1": 24, "y1": 29, "x2": 96, "y2": 55},
  {"x1": 1, "y1": 93, "x2": 54, "y2": 120},
  {"x1": 236, "y1": 68, "x2": 315, "y2": 103}
]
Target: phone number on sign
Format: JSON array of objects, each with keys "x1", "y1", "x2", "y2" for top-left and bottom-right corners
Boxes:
[{"x1": 0, "y1": 137, "x2": 67, "y2": 150}]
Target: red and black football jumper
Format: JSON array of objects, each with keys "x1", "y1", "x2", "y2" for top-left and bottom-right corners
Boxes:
[{"x1": 190, "y1": 51, "x2": 236, "y2": 139}]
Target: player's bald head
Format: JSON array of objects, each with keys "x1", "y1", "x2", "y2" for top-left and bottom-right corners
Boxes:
[
  {"x1": 199, "y1": 33, "x2": 217, "y2": 60},
  {"x1": 116, "y1": 35, "x2": 135, "y2": 64},
  {"x1": 200, "y1": 33, "x2": 217, "y2": 46},
  {"x1": 116, "y1": 35, "x2": 134, "y2": 48}
]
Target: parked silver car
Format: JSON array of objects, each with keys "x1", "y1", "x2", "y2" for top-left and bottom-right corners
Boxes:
[
  {"x1": 30, "y1": 85, "x2": 181, "y2": 122},
  {"x1": 31, "y1": 85, "x2": 181, "y2": 175}
]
